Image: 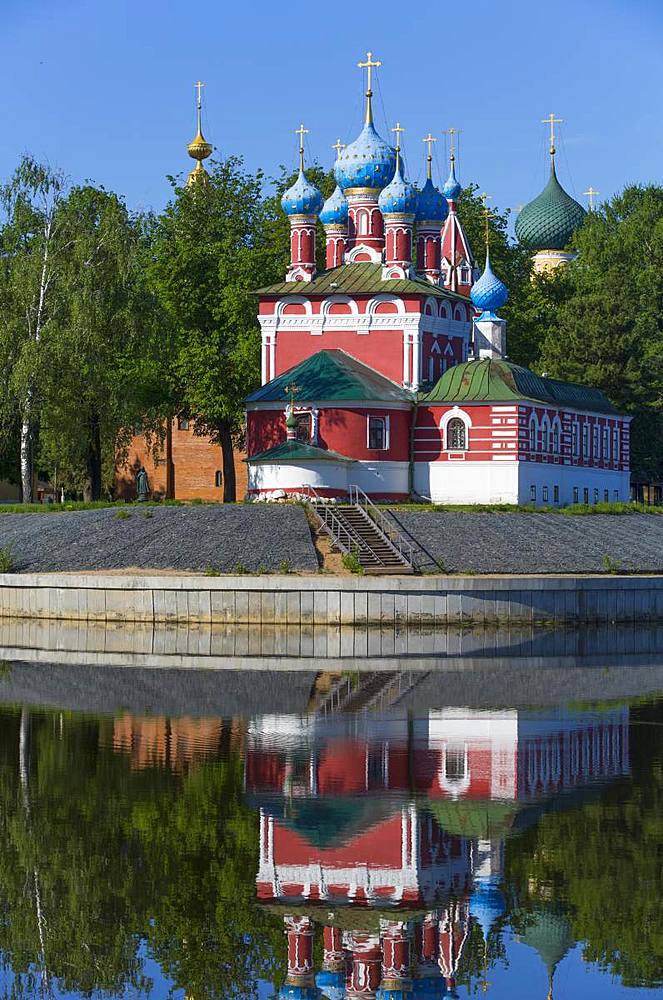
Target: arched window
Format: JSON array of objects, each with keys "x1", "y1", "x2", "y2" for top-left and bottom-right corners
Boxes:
[
  {"x1": 541, "y1": 416, "x2": 550, "y2": 453},
  {"x1": 529, "y1": 416, "x2": 537, "y2": 452},
  {"x1": 447, "y1": 417, "x2": 467, "y2": 450},
  {"x1": 603, "y1": 426, "x2": 610, "y2": 461},
  {"x1": 593, "y1": 425, "x2": 599, "y2": 460},
  {"x1": 367, "y1": 415, "x2": 388, "y2": 450},
  {"x1": 572, "y1": 422, "x2": 579, "y2": 457},
  {"x1": 613, "y1": 427, "x2": 620, "y2": 463},
  {"x1": 552, "y1": 421, "x2": 560, "y2": 454},
  {"x1": 358, "y1": 211, "x2": 369, "y2": 236},
  {"x1": 582, "y1": 423, "x2": 589, "y2": 460}
]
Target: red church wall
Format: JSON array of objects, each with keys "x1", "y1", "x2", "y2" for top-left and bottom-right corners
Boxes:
[
  {"x1": 273, "y1": 815, "x2": 406, "y2": 869},
  {"x1": 247, "y1": 406, "x2": 411, "y2": 462},
  {"x1": 275, "y1": 329, "x2": 405, "y2": 385}
]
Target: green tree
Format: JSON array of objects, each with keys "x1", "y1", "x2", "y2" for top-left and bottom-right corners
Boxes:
[
  {"x1": 36, "y1": 186, "x2": 167, "y2": 499},
  {"x1": 0, "y1": 158, "x2": 69, "y2": 502},
  {"x1": 536, "y1": 184, "x2": 663, "y2": 478},
  {"x1": 150, "y1": 157, "x2": 286, "y2": 502}
]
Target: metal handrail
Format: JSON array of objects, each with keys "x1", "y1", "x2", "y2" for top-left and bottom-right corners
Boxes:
[
  {"x1": 348, "y1": 484, "x2": 414, "y2": 568},
  {"x1": 302, "y1": 484, "x2": 377, "y2": 562}
]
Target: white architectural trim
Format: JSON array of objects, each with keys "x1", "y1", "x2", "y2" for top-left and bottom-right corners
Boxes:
[
  {"x1": 345, "y1": 243, "x2": 382, "y2": 264},
  {"x1": 320, "y1": 294, "x2": 359, "y2": 317},
  {"x1": 366, "y1": 293, "x2": 407, "y2": 316}
]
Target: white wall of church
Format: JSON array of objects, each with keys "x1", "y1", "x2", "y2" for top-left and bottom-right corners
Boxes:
[
  {"x1": 415, "y1": 461, "x2": 520, "y2": 505},
  {"x1": 248, "y1": 460, "x2": 409, "y2": 497},
  {"x1": 519, "y1": 463, "x2": 631, "y2": 506}
]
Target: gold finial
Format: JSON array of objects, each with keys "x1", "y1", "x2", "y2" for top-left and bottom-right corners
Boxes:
[
  {"x1": 357, "y1": 50, "x2": 382, "y2": 126},
  {"x1": 391, "y1": 122, "x2": 404, "y2": 172},
  {"x1": 542, "y1": 112, "x2": 563, "y2": 159},
  {"x1": 187, "y1": 80, "x2": 213, "y2": 186},
  {"x1": 443, "y1": 127, "x2": 461, "y2": 163},
  {"x1": 480, "y1": 193, "x2": 494, "y2": 251},
  {"x1": 284, "y1": 381, "x2": 300, "y2": 407},
  {"x1": 422, "y1": 133, "x2": 437, "y2": 181},
  {"x1": 584, "y1": 185, "x2": 600, "y2": 210},
  {"x1": 332, "y1": 138, "x2": 345, "y2": 160},
  {"x1": 295, "y1": 123, "x2": 309, "y2": 173}
]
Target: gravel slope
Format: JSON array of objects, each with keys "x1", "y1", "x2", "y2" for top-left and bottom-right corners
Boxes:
[
  {"x1": 0, "y1": 505, "x2": 318, "y2": 573},
  {"x1": 390, "y1": 511, "x2": 663, "y2": 574}
]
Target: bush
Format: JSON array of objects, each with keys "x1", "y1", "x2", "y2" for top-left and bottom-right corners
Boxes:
[
  {"x1": 342, "y1": 546, "x2": 364, "y2": 575},
  {"x1": 0, "y1": 547, "x2": 13, "y2": 573}
]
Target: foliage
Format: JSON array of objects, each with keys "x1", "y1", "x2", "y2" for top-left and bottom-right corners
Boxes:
[
  {"x1": 341, "y1": 546, "x2": 364, "y2": 574},
  {"x1": 0, "y1": 546, "x2": 13, "y2": 572}
]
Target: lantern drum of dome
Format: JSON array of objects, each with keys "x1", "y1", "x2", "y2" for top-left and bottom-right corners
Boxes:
[
  {"x1": 320, "y1": 184, "x2": 349, "y2": 269},
  {"x1": 281, "y1": 127, "x2": 324, "y2": 282},
  {"x1": 378, "y1": 157, "x2": 419, "y2": 273}
]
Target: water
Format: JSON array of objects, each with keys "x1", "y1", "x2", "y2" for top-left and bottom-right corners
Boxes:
[{"x1": 0, "y1": 625, "x2": 662, "y2": 999}]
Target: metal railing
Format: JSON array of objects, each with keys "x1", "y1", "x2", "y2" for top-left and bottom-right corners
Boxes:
[
  {"x1": 348, "y1": 484, "x2": 414, "y2": 568},
  {"x1": 302, "y1": 484, "x2": 378, "y2": 563}
]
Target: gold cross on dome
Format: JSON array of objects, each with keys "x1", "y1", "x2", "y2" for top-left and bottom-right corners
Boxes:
[
  {"x1": 194, "y1": 80, "x2": 205, "y2": 108},
  {"x1": 392, "y1": 122, "x2": 405, "y2": 171},
  {"x1": 480, "y1": 195, "x2": 494, "y2": 250},
  {"x1": 443, "y1": 126, "x2": 461, "y2": 160},
  {"x1": 423, "y1": 132, "x2": 437, "y2": 179},
  {"x1": 295, "y1": 123, "x2": 309, "y2": 171},
  {"x1": 284, "y1": 381, "x2": 300, "y2": 406},
  {"x1": 358, "y1": 50, "x2": 382, "y2": 124},
  {"x1": 584, "y1": 185, "x2": 600, "y2": 210},
  {"x1": 542, "y1": 112, "x2": 563, "y2": 155},
  {"x1": 332, "y1": 138, "x2": 345, "y2": 159}
]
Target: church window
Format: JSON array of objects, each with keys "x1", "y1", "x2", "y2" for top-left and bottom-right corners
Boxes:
[
  {"x1": 613, "y1": 428, "x2": 620, "y2": 463},
  {"x1": 460, "y1": 266, "x2": 470, "y2": 284},
  {"x1": 529, "y1": 416, "x2": 537, "y2": 452},
  {"x1": 428, "y1": 357, "x2": 434, "y2": 383},
  {"x1": 440, "y1": 268, "x2": 449, "y2": 285},
  {"x1": 542, "y1": 486, "x2": 549, "y2": 502},
  {"x1": 368, "y1": 415, "x2": 388, "y2": 450},
  {"x1": 603, "y1": 427, "x2": 610, "y2": 461},
  {"x1": 573, "y1": 487, "x2": 579, "y2": 504},
  {"x1": 582, "y1": 423, "x2": 589, "y2": 460},
  {"x1": 295, "y1": 412, "x2": 312, "y2": 442},
  {"x1": 552, "y1": 421, "x2": 560, "y2": 454},
  {"x1": 572, "y1": 422, "x2": 579, "y2": 457},
  {"x1": 594, "y1": 488, "x2": 599, "y2": 504},
  {"x1": 604, "y1": 489, "x2": 609, "y2": 502},
  {"x1": 446, "y1": 417, "x2": 467, "y2": 450},
  {"x1": 444, "y1": 746, "x2": 467, "y2": 783},
  {"x1": 614, "y1": 490, "x2": 619, "y2": 501},
  {"x1": 530, "y1": 485, "x2": 536, "y2": 502},
  {"x1": 177, "y1": 417, "x2": 189, "y2": 431},
  {"x1": 358, "y1": 211, "x2": 369, "y2": 236},
  {"x1": 592, "y1": 425, "x2": 599, "y2": 460},
  {"x1": 215, "y1": 471, "x2": 222, "y2": 488},
  {"x1": 554, "y1": 485, "x2": 560, "y2": 503},
  {"x1": 541, "y1": 416, "x2": 550, "y2": 453},
  {"x1": 583, "y1": 487, "x2": 589, "y2": 504}
]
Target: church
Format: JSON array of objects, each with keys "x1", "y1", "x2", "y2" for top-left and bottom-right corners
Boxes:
[{"x1": 245, "y1": 55, "x2": 631, "y2": 506}]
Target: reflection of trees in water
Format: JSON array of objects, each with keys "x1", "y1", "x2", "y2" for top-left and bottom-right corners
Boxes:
[
  {"x1": 0, "y1": 708, "x2": 284, "y2": 999},
  {"x1": 505, "y1": 700, "x2": 663, "y2": 989}
]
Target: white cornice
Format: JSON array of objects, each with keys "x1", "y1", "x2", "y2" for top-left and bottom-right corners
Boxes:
[{"x1": 258, "y1": 312, "x2": 471, "y2": 339}]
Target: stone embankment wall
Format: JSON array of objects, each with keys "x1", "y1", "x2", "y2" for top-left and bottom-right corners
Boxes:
[{"x1": 1, "y1": 573, "x2": 663, "y2": 625}]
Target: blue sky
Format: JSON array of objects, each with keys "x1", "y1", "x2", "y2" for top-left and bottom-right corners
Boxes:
[{"x1": 2, "y1": 0, "x2": 662, "y2": 220}]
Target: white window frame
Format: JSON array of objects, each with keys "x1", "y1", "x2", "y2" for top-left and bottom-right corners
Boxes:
[
  {"x1": 613, "y1": 427, "x2": 620, "y2": 463},
  {"x1": 603, "y1": 426, "x2": 610, "y2": 461},
  {"x1": 441, "y1": 408, "x2": 472, "y2": 452},
  {"x1": 529, "y1": 415, "x2": 538, "y2": 452},
  {"x1": 572, "y1": 421, "x2": 579, "y2": 458},
  {"x1": 366, "y1": 414, "x2": 390, "y2": 451},
  {"x1": 582, "y1": 423, "x2": 589, "y2": 460},
  {"x1": 541, "y1": 416, "x2": 550, "y2": 454}
]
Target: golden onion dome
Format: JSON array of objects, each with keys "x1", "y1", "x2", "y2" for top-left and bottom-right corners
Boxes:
[{"x1": 187, "y1": 129, "x2": 213, "y2": 163}]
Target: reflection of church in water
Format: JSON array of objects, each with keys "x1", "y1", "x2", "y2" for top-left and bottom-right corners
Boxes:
[{"x1": 245, "y1": 707, "x2": 629, "y2": 997}]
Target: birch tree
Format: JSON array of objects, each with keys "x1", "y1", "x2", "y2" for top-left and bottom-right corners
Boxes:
[{"x1": 0, "y1": 158, "x2": 68, "y2": 502}]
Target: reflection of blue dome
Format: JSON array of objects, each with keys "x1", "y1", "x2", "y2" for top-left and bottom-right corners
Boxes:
[
  {"x1": 315, "y1": 970, "x2": 345, "y2": 1000},
  {"x1": 470, "y1": 252, "x2": 509, "y2": 314},
  {"x1": 412, "y1": 974, "x2": 447, "y2": 1000},
  {"x1": 378, "y1": 164, "x2": 418, "y2": 215},
  {"x1": 319, "y1": 185, "x2": 349, "y2": 226},
  {"x1": 376, "y1": 989, "x2": 412, "y2": 1000},
  {"x1": 281, "y1": 170, "x2": 324, "y2": 217},
  {"x1": 469, "y1": 876, "x2": 506, "y2": 939},
  {"x1": 280, "y1": 987, "x2": 320, "y2": 1000},
  {"x1": 441, "y1": 160, "x2": 462, "y2": 202},
  {"x1": 334, "y1": 122, "x2": 397, "y2": 192},
  {"x1": 416, "y1": 177, "x2": 449, "y2": 223}
]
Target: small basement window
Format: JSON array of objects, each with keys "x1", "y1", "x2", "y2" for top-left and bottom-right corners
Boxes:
[
  {"x1": 368, "y1": 415, "x2": 388, "y2": 450},
  {"x1": 573, "y1": 487, "x2": 579, "y2": 504},
  {"x1": 542, "y1": 486, "x2": 549, "y2": 502},
  {"x1": 215, "y1": 471, "x2": 222, "y2": 488},
  {"x1": 177, "y1": 417, "x2": 189, "y2": 431},
  {"x1": 530, "y1": 485, "x2": 536, "y2": 502}
]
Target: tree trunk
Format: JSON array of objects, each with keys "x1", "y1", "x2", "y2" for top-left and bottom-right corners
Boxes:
[
  {"x1": 20, "y1": 416, "x2": 33, "y2": 503},
  {"x1": 84, "y1": 411, "x2": 102, "y2": 501},
  {"x1": 219, "y1": 419, "x2": 236, "y2": 503}
]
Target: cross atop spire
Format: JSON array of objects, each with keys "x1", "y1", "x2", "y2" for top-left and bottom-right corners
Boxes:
[
  {"x1": 295, "y1": 123, "x2": 309, "y2": 172},
  {"x1": 542, "y1": 112, "x2": 563, "y2": 158},
  {"x1": 584, "y1": 185, "x2": 600, "y2": 210},
  {"x1": 443, "y1": 127, "x2": 461, "y2": 163},
  {"x1": 480, "y1": 194, "x2": 494, "y2": 251},
  {"x1": 422, "y1": 132, "x2": 437, "y2": 180},
  {"x1": 187, "y1": 81, "x2": 213, "y2": 185},
  {"x1": 332, "y1": 138, "x2": 345, "y2": 160},
  {"x1": 391, "y1": 121, "x2": 404, "y2": 171},
  {"x1": 358, "y1": 50, "x2": 382, "y2": 126}
]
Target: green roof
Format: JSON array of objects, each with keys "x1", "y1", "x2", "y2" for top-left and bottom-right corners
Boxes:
[
  {"x1": 246, "y1": 439, "x2": 355, "y2": 464},
  {"x1": 246, "y1": 349, "x2": 413, "y2": 404},
  {"x1": 256, "y1": 261, "x2": 470, "y2": 301},
  {"x1": 516, "y1": 908, "x2": 574, "y2": 974},
  {"x1": 515, "y1": 163, "x2": 586, "y2": 251},
  {"x1": 420, "y1": 358, "x2": 619, "y2": 415}
]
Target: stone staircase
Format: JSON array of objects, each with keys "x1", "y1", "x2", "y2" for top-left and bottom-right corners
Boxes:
[{"x1": 306, "y1": 487, "x2": 414, "y2": 574}]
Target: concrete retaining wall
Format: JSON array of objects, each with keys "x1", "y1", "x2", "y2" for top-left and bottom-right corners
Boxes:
[{"x1": 0, "y1": 572, "x2": 663, "y2": 625}]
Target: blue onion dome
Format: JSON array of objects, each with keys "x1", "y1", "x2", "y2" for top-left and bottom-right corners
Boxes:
[
  {"x1": 319, "y1": 184, "x2": 349, "y2": 226},
  {"x1": 334, "y1": 122, "x2": 397, "y2": 192},
  {"x1": 378, "y1": 164, "x2": 419, "y2": 215},
  {"x1": 376, "y1": 989, "x2": 412, "y2": 1000},
  {"x1": 470, "y1": 251, "x2": 509, "y2": 313},
  {"x1": 416, "y1": 177, "x2": 449, "y2": 224},
  {"x1": 515, "y1": 162, "x2": 586, "y2": 250},
  {"x1": 315, "y1": 970, "x2": 345, "y2": 1000},
  {"x1": 469, "y1": 876, "x2": 506, "y2": 940},
  {"x1": 279, "y1": 986, "x2": 320, "y2": 1000},
  {"x1": 281, "y1": 169, "x2": 324, "y2": 217},
  {"x1": 441, "y1": 159, "x2": 462, "y2": 202},
  {"x1": 412, "y1": 975, "x2": 447, "y2": 1000}
]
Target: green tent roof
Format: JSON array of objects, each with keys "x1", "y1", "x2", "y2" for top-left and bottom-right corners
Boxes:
[
  {"x1": 426, "y1": 799, "x2": 519, "y2": 840},
  {"x1": 256, "y1": 261, "x2": 470, "y2": 302},
  {"x1": 420, "y1": 358, "x2": 619, "y2": 415},
  {"x1": 246, "y1": 439, "x2": 355, "y2": 464},
  {"x1": 246, "y1": 349, "x2": 413, "y2": 404},
  {"x1": 515, "y1": 163, "x2": 586, "y2": 251}
]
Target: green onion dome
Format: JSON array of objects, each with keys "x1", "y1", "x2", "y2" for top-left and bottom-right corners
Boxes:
[{"x1": 515, "y1": 163, "x2": 586, "y2": 251}]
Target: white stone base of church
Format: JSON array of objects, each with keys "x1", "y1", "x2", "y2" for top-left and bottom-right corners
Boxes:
[
  {"x1": 248, "y1": 460, "x2": 410, "y2": 499},
  {"x1": 415, "y1": 461, "x2": 631, "y2": 507}
]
